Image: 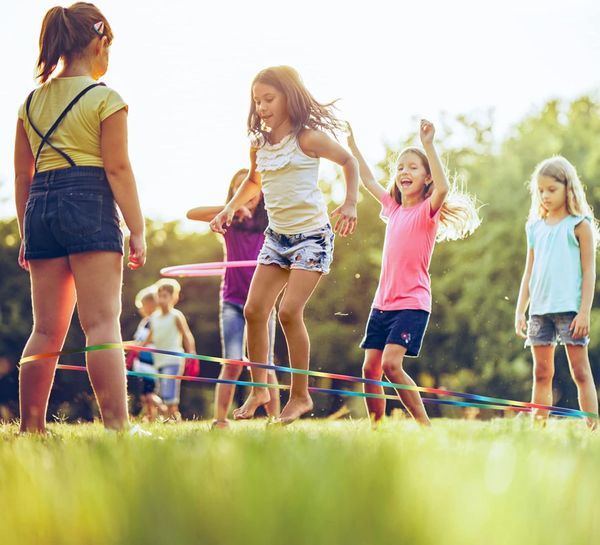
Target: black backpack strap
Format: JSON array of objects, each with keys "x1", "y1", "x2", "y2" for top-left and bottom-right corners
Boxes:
[{"x1": 26, "y1": 82, "x2": 106, "y2": 171}]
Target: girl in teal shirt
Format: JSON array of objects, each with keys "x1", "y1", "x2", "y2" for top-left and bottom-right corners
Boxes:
[{"x1": 515, "y1": 156, "x2": 599, "y2": 428}]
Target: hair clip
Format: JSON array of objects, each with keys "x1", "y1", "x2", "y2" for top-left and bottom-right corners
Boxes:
[{"x1": 93, "y1": 21, "x2": 105, "y2": 37}]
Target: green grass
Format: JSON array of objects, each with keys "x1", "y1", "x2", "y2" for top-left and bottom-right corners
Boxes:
[{"x1": 0, "y1": 418, "x2": 598, "y2": 545}]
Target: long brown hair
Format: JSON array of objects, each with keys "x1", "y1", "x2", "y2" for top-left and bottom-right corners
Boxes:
[
  {"x1": 37, "y1": 2, "x2": 113, "y2": 83},
  {"x1": 226, "y1": 169, "x2": 268, "y2": 232},
  {"x1": 247, "y1": 65, "x2": 345, "y2": 145},
  {"x1": 388, "y1": 147, "x2": 481, "y2": 242}
]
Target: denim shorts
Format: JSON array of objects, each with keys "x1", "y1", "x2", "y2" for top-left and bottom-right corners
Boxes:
[
  {"x1": 258, "y1": 223, "x2": 334, "y2": 274},
  {"x1": 526, "y1": 312, "x2": 589, "y2": 347},
  {"x1": 23, "y1": 166, "x2": 123, "y2": 260},
  {"x1": 157, "y1": 362, "x2": 183, "y2": 405},
  {"x1": 360, "y1": 309, "x2": 430, "y2": 357},
  {"x1": 220, "y1": 301, "x2": 276, "y2": 364}
]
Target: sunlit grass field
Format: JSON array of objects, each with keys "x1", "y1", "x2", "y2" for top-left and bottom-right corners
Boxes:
[{"x1": 0, "y1": 418, "x2": 598, "y2": 545}]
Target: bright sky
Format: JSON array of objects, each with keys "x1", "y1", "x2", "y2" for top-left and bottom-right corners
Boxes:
[{"x1": 1, "y1": 0, "x2": 599, "y2": 230}]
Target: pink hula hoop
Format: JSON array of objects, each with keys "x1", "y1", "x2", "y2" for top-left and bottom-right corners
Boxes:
[{"x1": 160, "y1": 260, "x2": 257, "y2": 278}]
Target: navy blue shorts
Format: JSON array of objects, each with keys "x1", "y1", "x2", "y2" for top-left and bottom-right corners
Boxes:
[
  {"x1": 141, "y1": 377, "x2": 156, "y2": 395},
  {"x1": 23, "y1": 166, "x2": 123, "y2": 260},
  {"x1": 360, "y1": 309, "x2": 430, "y2": 357}
]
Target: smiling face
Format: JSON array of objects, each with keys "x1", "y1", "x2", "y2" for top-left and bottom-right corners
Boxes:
[
  {"x1": 252, "y1": 82, "x2": 290, "y2": 133},
  {"x1": 394, "y1": 150, "x2": 432, "y2": 200},
  {"x1": 537, "y1": 174, "x2": 567, "y2": 215}
]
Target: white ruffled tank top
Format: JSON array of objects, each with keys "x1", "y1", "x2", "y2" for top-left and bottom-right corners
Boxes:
[{"x1": 255, "y1": 133, "x2": 329, "y2": 234}]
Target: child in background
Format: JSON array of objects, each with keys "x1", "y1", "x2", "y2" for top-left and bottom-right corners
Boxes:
[
  {"x1": 187, "y1": 169, "x2": 279, "y2": 429},
  {"x1": 129, "y1": 286, "x2": 165, "y2": 421},
  {"x1": 348, "y1": 120, "x2": 480, "y2": 426},
  {"x1": 146, "y1": 279, "x2": 196, "y2": 421},
  {"x1": 515, "y1": 156, "x2": 599, "y2": 428},
  {"x1": 210, "y1": 66, "x2": 359, "y2": 424}
]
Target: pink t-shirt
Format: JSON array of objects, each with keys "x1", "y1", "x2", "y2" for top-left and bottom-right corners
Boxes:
[{"x1": 372, "y1": 194, "x2": 441, "y2": 312}]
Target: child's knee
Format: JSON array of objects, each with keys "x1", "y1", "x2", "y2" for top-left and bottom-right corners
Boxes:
[
  {"x1": 222, "y1": 365, "x2": 243, "y2": 380},
  {"x1": 534, "y1": 364, "x2": 554, "y2": 384},
  {"x1": 362, "y1": 360, "x2": 382, "y2": 379},
  {"x1": 277, "y1": 305, "x2": 302, "y2": 327},
  {"x1": 382, "y1": 358, "x2": 403, "y2": 377},
  {"x1": 244, "y1": 302, "x2": 270, "y2": 324}
]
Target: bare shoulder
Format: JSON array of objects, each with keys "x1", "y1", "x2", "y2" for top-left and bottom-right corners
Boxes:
[
  {"x1": 575, "y1": 217, "x2": 594, "y2": 238},
  {"x1": 173, "y1": 309, "x2": 187, "y2": 321},
  {"x1": 298, "y1": 128, "x2": 333, "y2": 157}
]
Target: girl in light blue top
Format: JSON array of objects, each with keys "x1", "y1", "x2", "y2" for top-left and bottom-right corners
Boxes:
[{"x1": 515, "y1": 156, "x2": 598, "y2": 428}]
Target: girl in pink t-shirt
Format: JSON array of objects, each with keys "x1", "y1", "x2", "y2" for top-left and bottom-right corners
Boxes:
[{"x1": 348, "y1": 120, "x2": 480, "y2": 426}]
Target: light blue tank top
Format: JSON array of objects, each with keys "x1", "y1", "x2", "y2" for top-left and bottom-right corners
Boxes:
[{"x1": 527, "y1": 215, "x2": 589, "y2": 315}]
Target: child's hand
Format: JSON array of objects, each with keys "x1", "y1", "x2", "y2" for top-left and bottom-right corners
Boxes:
[
  {"x1": 209, "y1": 206, "x2": 235, "y2": 234},
  {"x1": 420, "y1": 119, "x2": 435, "y2": 146},
  {"x1": 346, "y1": 122, "x2": 357, "y2": 150},
  {"x1": 331, "y1": 202, "x2": 358, "y2": 237},
  {"x1": 515, "y1": 313, "x2": 528, "y2": 338},
  {"x1": 18, "y1": 240, "x2": 29, "y2": 272},
  {"x1": 234, "y1": 206, "x2": 252, "y2": 222},
  {"x1": 570, "y1": 312, "x2": 590, "y2": 339},
  {"x1": 128, "y1": 232, "x2": 146, "y2": 270}
]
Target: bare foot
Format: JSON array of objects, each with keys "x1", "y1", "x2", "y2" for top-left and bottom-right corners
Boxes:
[
  {"x1": 586, "y1": 417, "x2": 598, "y2": 430},
  {"x1": 416, "y1": 416, "x2": 432, "y2": 427},
  {"x1": 233, "y1": 389, "x2": 271, "y2": 420},
  {"x1": 210, "y1": 419, "x2": 230, "y2": 430},
  {"x1": 276, "y1": 395, "x2": 314, "y2": 425}
]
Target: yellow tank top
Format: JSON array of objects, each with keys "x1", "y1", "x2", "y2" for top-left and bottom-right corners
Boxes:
[{"x1": 18, "y1": 76, "x2": 127, "y2": 172}]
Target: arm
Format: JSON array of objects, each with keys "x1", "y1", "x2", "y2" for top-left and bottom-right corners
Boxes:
[
  {"x1": 100, "y1": 109, "x2": 146, "y2": 270},
  {"x1": 209, "y1": 148, "x2": 261, "y2": 234},
  {"x1": 346, "y1": 123, "x2": 387, "y2": 204},
  {"x1": 186, "y1": 206, "x2": 225, "y2": 222},
  {"x1": 571, "y1": 220, "x2": 596, "y2": 338},
  {"x1": 299, "y1": 129, "x2": 359, "y2": 237},
  {"x1": 175, "y1": 312, "x2": 196, "y2": 354},
  {"x1": 14, "y1": 119, "x2": 35, "y2": 271},
  {"x1": 420, "y1": 119, "x2": 449, "y2": 214},
  {"x1": 515, "y1": 247, "x2": 534, "y2": 338},
  {"x1": 187, "y1": 205, "x2": 253, "y2": 223},
  {"x1": 142, "y1": 326, "x2": 153, "y2": 346}
]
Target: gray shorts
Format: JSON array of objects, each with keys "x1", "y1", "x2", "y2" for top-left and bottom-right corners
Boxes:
[
  {"x1": 258, "y1": 224, "x2": 334, "y2": 274},
  {"x1": 526, "y1": 312, "x2": 589, "y2": 347}
]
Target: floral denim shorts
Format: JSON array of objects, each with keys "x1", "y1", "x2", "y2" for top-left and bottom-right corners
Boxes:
[
  {"x1": 258, "y1": 223, "x2": 334, "y2": 274},
  {"x1": 526, "y1": 312, "x2": 589, "y2": 347}
]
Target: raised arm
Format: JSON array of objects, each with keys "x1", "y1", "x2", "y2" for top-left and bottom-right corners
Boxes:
[
  {"x1": 101, "y1": 109, "x2": 146, "y2": 270},
  {"x1": 209, "y1": 148, "x2": 261, "y2": 234},
  {"x1": 419, "y1": 119, "x2": 449, "y2": 214},
  {"x1": 572, "y1": 219, "x2": 596, "y2": 338},
  {"x1": 298, "y1": 129, "x2": 358, "y2": 237},
  {"x1": 346, "y1": 123, "x2": 387, "y2": 204},
  {"x1": 515, "y1": 247, "x2": 534, "y2": 338},
  {"x1": 14, "y1": 119, "x2": 35, "y2": 271}
]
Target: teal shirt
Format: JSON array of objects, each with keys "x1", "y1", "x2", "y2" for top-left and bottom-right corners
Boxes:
[{"x1": 527, "y1": 215, "x2": 589, "y2": 316}]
